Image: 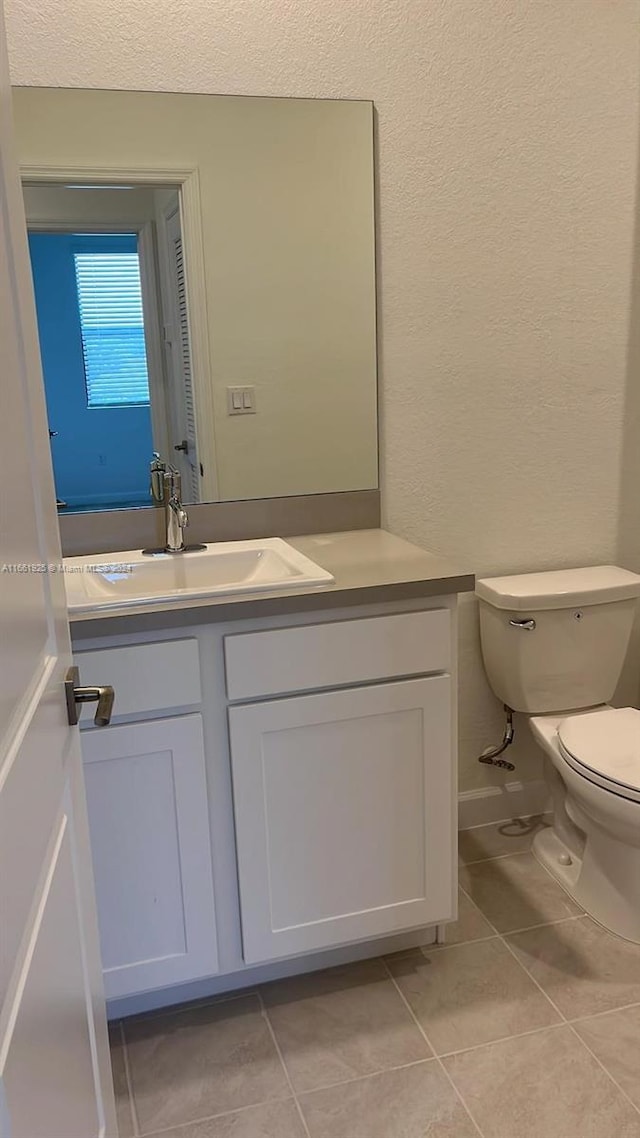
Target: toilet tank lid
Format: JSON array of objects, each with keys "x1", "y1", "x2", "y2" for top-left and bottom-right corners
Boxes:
[{"x1": 476, "y1": 566, "x2": 640, "y2": 611}]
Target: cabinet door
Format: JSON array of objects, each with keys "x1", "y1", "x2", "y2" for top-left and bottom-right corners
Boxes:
[
  {"x1": 229, "y1": 677, "x2": 455, "y2": 964},
  {"x1": 82, "y1": 715, "x2": 218, "y2": 999}
]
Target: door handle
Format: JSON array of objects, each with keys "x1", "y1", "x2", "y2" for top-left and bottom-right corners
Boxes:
[
  {"x1": 65, "y1": 665, "x2": 115, "y2": 727},
  {"x1": 174, "y1": 439, "x2": 189, "y2": 454}
]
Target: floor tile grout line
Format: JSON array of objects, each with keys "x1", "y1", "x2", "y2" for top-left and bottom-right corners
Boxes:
[
  {"x1": 119, "y1": 996, "x2": 295, "y2": 1137},
  {"x1": 379, "y1": 957, "x2": 487, "y2": 1138},
  {"x1": 114, "y1": 826, "x2": 640, "y2": 1135},
  {"x1": 470, "y1": 911, "x2": 569, "y2": 1022},
  {"x1": 494, "y1": 897, "x2": 640, "y2": 1118},
  {"x1": 112, "y1": 953, "x2": 578, "y2": 1134},
  {"x1": 431, "y1": 933, "x2": 500, "y2": 950},
  {"x1": 425, "y1": 912, "x2": 583, "y2": 954},
  {"x1": 457, "y1": 878, "x2": 584, "y2": 939},
  {"x1": 455, "y1": 875, "x2": 571, "y2": 1025},
  {"x1": 458, "y1": 848, "x2": 640, "y2": 1118},
  {"x1": 460, "y1": 842, "x2": 573, "y2": 1015},
  {"x1": 390, "y1": 927, "x2": 571, "y2": 1060},
  {"x1": 257, "y1": 987, "x2": 312, "y2": 1138},
  {"x1": 565, "y1": 1022, "x2": 640, "y2": 1119},
  {"x1": 266, "y1": 1056, "x2": 453, "y2": 1099},
  {"x1": 435, "y1": 1020, "x2": 568, "y2": 1060},
  {"x1": 432, "y1": 1013, "x2": 640, "y2": 1121},
  {"x1": 568, "y1": 999, "x2": 640, "y2": 1026},
  {"x1": 118, "y1": 1019, "x2": 141, "y2": 1138},
  {"x1": 133, "y1": 1095, "x2": 298, "y2": 1138},
  {"x1": 500, "y1": 913, "x2": 585, "y2": 937}
]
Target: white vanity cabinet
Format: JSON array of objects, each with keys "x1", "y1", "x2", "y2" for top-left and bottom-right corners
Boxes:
[
  {"x1": 224, "y1": 609, "x2": 456, "y2": 964},
  {"x1": 73, "y1": 598, "x2": 458, "y2": 1008},
  {"x1": 76, "y1": 640, "x2": 219, "y2": 1001}
]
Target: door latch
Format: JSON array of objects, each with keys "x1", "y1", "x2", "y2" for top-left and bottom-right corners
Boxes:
[{"x1": 65, "y1": 666, "x2": 115, "y2": 727}]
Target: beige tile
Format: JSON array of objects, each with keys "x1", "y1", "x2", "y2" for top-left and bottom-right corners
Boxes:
[
  {"x1": 445, "y1": 1025, "x2": 640, "y2": 1137},
  {"x1": 144, "y1": 1100, "x2": 306, "y2": 1138},
  {"x1": 261, "y1": 959, "x2": 430, "y2": 1093},
  {"x1": 108, "y1": 1022, "x2": 135, "y2": 1138},
  {"x1": 438, "y1": 888, "x2": 495, "y2": 946},
  {"x1": 508, "y1": 916, "x2": 640, "y2": 1019},
  {"x1": 459, "y1": 852, "x2": 582, "y2": 932},
  {"x1": 124, "y1": 994, "x2": 290, "y2": 1135},
  {"x1": 574, "y1": 1005, "x2": 640, "y2": 1110},
  {"x1": 458, "y1": 815, "x2": 551, "y2": 864},
  {"x1": 299, "y1": 1060, "x2": 478, "y2": 1138},
  {"x1": 387, "y1": 938, "x2": 560, "y2": 1055}
]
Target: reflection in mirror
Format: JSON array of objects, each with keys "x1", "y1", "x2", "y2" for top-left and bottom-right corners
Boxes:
[
  {"x1": 14, "y1": 89, "x2": 378, "y2": 512},
  {"x1": 24, "y1": 181, "x2": 199, "y2": 512}
]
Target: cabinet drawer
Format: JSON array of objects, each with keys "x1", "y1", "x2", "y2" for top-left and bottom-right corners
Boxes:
[
  {"x1": 74, "y1": 638, "x2": 201, "y2": 723},
  {"x1": 224, "y1": 609, "x2": 450, "y2": 701}
]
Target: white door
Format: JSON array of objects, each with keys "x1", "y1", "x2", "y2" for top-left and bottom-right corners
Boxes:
[
  {"x1": 229, "y1": 677, "x2": 456, "y2": 964},
  {"x1": 157, "y1": 194, "x2": 201, "y2": 500},
  {"x1": 0, "y1": 11, "x2": 117, "y2": 1137},
  {"x1": 82, "y1": 715, "x2": 219, "y2": 1000}
]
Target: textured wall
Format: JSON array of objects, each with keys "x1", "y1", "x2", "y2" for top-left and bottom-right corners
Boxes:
[{"x1": 6, "y1": 0, "x2": 640, "y2": 790}]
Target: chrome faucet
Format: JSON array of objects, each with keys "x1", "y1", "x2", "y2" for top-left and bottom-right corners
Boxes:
[
  {"x1": 146, "y1": 454, "x2": 204, "y2": 554},
  {"x1": 165, "y1": 467, "x2": 189, "y2": 552}
]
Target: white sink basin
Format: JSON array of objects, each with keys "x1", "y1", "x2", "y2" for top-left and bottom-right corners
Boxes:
[{"x1": 63, "y1": 538, "x2": 335, "y2": 614}]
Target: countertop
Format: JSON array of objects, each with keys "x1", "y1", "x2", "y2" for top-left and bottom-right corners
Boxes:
[{"x1": 69, "y1": 528, "x2": 474, "y2": 634}]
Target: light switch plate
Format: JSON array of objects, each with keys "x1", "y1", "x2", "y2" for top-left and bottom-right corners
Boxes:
[{"x1": 227, "y1": 386, "x2": 257, "y2": 415}]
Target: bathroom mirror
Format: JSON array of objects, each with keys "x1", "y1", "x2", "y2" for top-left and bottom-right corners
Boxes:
[{"x1": 12, "y1": 88, "x2": 378, "y2": 512}]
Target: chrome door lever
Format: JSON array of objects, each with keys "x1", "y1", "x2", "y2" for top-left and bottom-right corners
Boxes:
[{"x1": 65, "y1": 665, "x2": 115, "y2": 727}]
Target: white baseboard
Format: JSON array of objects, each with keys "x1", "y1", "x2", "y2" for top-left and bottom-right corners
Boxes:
[{"x1": 458, "y1": 779, "x2": 549, "y2": 830}]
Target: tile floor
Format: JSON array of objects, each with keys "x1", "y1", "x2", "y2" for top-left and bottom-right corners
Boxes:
[{"x1": 110, "y1": 814, "x2": 640, "y2": 1137}]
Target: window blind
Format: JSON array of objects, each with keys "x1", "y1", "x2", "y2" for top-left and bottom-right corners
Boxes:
[{"x1": 74, "y1": 251, "x2": 150, "y2": 407}]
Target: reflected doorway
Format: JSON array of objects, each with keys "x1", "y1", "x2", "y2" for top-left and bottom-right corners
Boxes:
[{"x1": 24, "y1": 181, "x2": 201, "y2": 512}]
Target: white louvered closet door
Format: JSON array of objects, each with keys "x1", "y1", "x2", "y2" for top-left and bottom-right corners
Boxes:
[{"x1": 164, "y1": 201, "x2": 201, "y2": 501}]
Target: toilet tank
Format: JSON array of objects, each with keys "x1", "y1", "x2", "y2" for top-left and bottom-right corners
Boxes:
[{"x1": 476, "y1": 566, "x2": 640, "y2": 714}]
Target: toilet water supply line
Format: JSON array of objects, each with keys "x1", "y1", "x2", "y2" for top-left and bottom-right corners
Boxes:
[{"x1": 477, "y1": 705, "x2": 516, "y2": 771}]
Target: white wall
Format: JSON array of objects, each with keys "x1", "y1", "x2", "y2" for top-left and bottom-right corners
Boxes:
[
  {"x1": 22, "y1": 184, "x2": 158, "y2": 226},
  {"x1": 6, "y1": 0, "x2": 640, "y2": 792}
]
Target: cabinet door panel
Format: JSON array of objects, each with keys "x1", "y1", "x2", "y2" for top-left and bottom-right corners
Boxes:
[
  {"x1": 229, "y1": 677, "x2": 455, "y2": 964},
  {"x1": 82, "y1": 715, "x2": 218, "y2": 998}
]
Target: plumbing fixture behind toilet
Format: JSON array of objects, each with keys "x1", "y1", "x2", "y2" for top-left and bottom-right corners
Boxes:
[{"x1": 476, "y1": 565, "x2": 640, "y2": 942}]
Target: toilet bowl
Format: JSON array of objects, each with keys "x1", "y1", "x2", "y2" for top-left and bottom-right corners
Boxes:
[
  {"x1": 530, "y1": 707, "x2": 640, "y2": 943},
  {"x1": 475, "y1": 565, "x2": 640, "y2": 944}
]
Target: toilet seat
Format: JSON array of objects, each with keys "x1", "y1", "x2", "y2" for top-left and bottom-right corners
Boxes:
[{"x1": 558, "y1": 707, "x2": 640, "y2": 804}]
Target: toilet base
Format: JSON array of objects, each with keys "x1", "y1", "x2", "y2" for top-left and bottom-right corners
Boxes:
[{"x1": 533, "y1": 820, "x2": 640, "y2": 944}]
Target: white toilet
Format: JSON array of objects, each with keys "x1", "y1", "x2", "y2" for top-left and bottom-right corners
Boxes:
[{"x1": 476, "y1": 565, "x2": 640, "y2": 943}]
